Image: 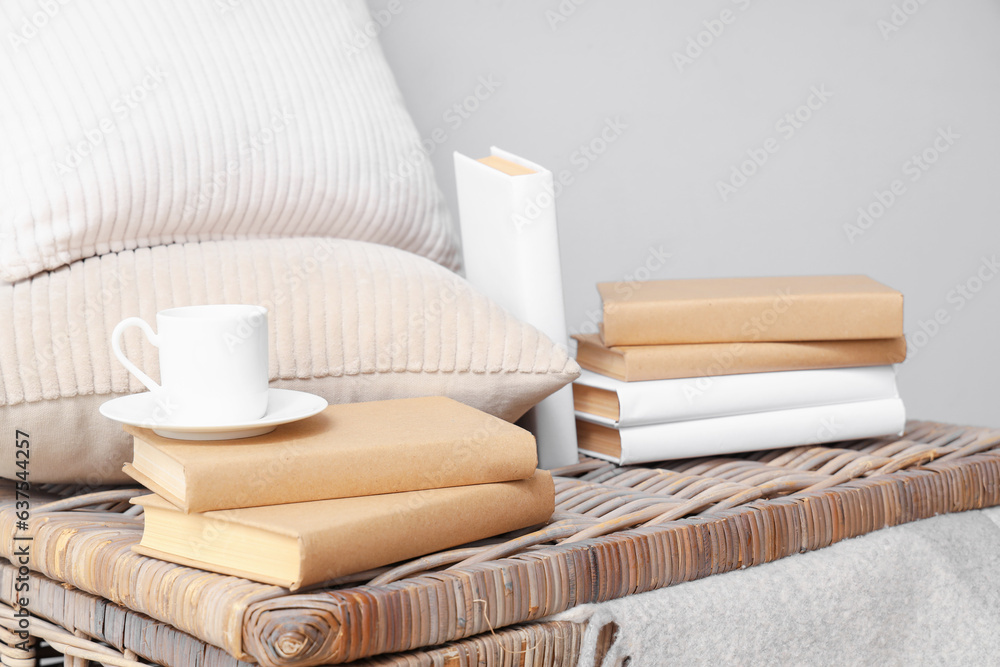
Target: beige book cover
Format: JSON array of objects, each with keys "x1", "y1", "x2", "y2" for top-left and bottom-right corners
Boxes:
[
  {"x1": 131, "y1": 470, "x2": 554, "y2": 590},
  {"x1": 573, "y1": 333, "x2": 907, "y2": 382},
  {"x1": 123, "y1": 396, "x2": 537, "y2": 513},
  {"x1": 598, "y1": 275, "x2": 903, "y2": 346}
]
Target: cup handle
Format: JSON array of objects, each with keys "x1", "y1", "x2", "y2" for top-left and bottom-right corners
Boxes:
[{"x1": 111, "y1": 317, "x2": 163, "y2": 394}]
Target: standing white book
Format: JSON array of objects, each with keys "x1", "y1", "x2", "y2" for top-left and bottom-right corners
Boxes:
[
  {"x1": 454, "y1": 148, "x2": 577, "y2": 468},
  {"x1": 574, "y1": 366, "x2": 901, "y2": 427},
  {"x1": 576, "y1": 398, "x2": 907, "y2": 465}
]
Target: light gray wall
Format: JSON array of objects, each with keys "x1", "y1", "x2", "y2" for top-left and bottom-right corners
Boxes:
[{"x1": 370, "y1": 0, "x2": 1000, "y2": 428}]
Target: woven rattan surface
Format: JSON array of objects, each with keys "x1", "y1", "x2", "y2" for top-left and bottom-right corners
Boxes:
[
  {"x1": 0, "y1": 568, "x2": 587, "y2": 667},
  {"x1": 2, "y1": 420, "x2": 1000, "y2": 666}
]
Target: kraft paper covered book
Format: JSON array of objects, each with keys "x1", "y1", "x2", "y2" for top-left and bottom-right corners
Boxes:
[
  {"x1": 454, "y1": 148, "x2": 577, "y2": 469},
  {"x1": 131, "y1": 470, "x2": 554, "y2": 590},
  {"x1": 576, "y1": 399, "x2": 906, "y2": 465},
  {"x1": 123, "y1": 396, "x2": 537, "y2": 513},
  {"x1": 573, "y1": 333, "x2": 907, "y2": 382},
  {"x1": 573, "y1": 366, "x2": 900, "y2": 427},
  {"x1": 598, "y1": 275, "x2": 904, "y2": 346}
]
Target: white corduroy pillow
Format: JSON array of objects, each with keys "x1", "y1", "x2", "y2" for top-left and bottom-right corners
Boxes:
[
  {"x1": 0, "y1": 0, "x2": 458, "y2": 283},
  {"x1": 0, "y1": 238, "x2": 579, "y2": 484}
]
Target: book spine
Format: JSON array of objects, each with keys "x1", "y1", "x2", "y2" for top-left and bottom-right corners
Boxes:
[
  {"x1": 611, "y1": 337, "x2": 907, "y2": 381},
  {"x1": 454, "y1": 149, "x2": 577, "y2": 468},
  {"x1": 583, "y1": 399, "x2": 906, "y2": 464},
  {"x1": 455, "y1": 151, "x2": 568, "y2": 346},
  {"x1": 579, "y1": 366, "x2": 900, "y2": 427},
  {"x1": 573, "y1": 337, "x2": 626, "y2": 380},
  {"x1": 602, "y1": 292, "x2": 904, "y2": 345}
]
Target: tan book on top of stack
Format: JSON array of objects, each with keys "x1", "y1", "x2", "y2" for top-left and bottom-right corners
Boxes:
[
  {"x1": 598, "y1": 275, "x2": 904, "y2": 346},
  {"x1": 124, "y1": 396, "x2": 538, "y2": 513}
]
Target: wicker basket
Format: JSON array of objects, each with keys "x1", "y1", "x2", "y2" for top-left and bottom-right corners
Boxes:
[
  {"x1": 2, "y1": 420, "x2": 999, "y2": 666},
  {"x1": 0, "y1": 575, "x2": 589, "y2": 666}
]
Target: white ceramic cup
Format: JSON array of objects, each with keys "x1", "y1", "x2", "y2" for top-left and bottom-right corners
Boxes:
[{"x1": 111, "y1": 304, "x2": 269, "y2": 425}]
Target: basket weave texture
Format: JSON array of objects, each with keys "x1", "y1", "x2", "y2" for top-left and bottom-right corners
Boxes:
[{"x1": 2, "y1": 420, "x2": 1000, "y2": 666}]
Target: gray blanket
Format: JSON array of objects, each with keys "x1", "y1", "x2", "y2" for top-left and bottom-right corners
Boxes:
[{"x1": 551, "y1": 507, "x2": 1000, "y2": 666}]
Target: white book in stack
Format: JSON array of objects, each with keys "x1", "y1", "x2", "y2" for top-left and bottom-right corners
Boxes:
[{"x1": 574, "y1": 367, "x2": 905, "y2": 465}]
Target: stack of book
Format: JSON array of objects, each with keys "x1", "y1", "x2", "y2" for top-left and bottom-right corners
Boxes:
[
  {"x1": 573, "y1": 275, "x2": 908, "y2": 465},
  {"x1": 123, "y1": 396, "x2": 554, "y2": 590}
]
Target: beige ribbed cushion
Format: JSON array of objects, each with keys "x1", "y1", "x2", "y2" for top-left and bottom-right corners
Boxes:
[
  {"x1": 0, "y1": 238, "x2": 578, "y2": 484},
  {"x1": 0, "y1": 0, "x2": 458, "y2": 283}
]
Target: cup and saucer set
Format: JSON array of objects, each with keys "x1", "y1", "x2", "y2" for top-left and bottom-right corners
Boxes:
[{"x1": 99, "y1": 304, "x2": 327, "y2": 441}]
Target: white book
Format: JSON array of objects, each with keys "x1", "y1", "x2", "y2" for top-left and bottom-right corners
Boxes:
[
  {"x1": 454, "y1": 148, "x2": 577, "y2": 468},
  {"x1": 576, "y1": 398, "x2": 907, "y2": 465},
  {"x1": 574, "y1": 366, "x2": 900, "y2": 427}
]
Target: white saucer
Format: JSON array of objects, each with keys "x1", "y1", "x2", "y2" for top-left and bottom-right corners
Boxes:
[{"x1": 99, "y1": 388, "x2": 328, "y2": 441}]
